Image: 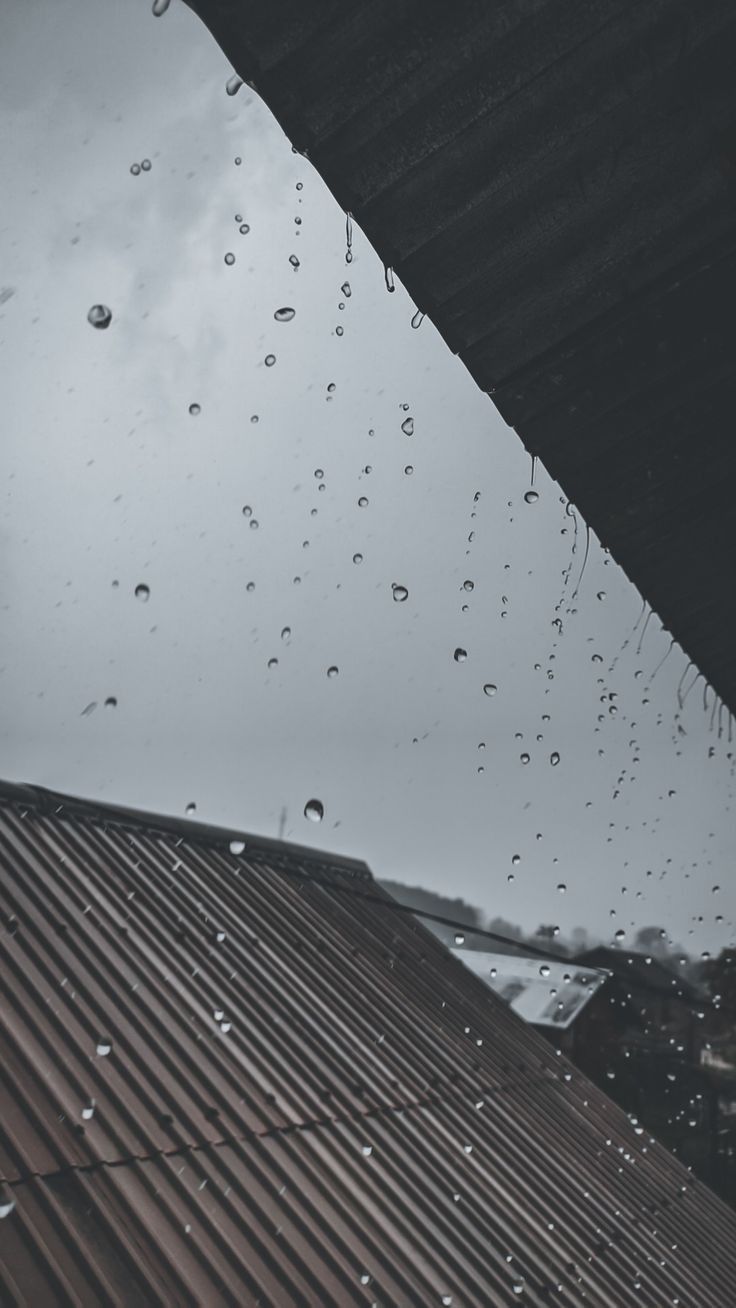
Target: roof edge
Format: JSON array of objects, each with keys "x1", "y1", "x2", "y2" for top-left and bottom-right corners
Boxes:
[{"x1": 0, "y1": 779, "x2": 372, "y2": 883}]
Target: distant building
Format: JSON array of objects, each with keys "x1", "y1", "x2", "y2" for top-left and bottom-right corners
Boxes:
[
  {"x1": 449, "y1": 948, "x2": 606, "y2": 1031},
  {"x1": 2, "y1": 781, "x2": 736, "y2": 1304},
  {"x1": 455, "y1": 942, "x2": 736, "y2": 1207}
]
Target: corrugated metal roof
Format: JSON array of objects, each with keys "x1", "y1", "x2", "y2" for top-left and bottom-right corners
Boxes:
[
  {"x1": 450, "y1": 950, "x2": 607, "y2": 1029},
  {"x1": 182, "y1": 0, "x2": 736, "y2": 714},
  {"x1": 2, "y1": 781, "x2": 736, "y2": 1305}
]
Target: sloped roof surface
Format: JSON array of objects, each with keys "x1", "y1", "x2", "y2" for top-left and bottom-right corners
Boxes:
[
  {"x1": 2, "y1": 781, "x2": 736, "y2": 1305},
  {"x1": 183, "y1": 0, "x2": 736, "y2": 714},
  {"x1": 451, "y1": 948, "x2": 607, "y2": 1029}
]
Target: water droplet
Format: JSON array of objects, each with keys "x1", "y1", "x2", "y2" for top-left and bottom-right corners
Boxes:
[
  {"x1": 341, "y1": 281, "x2": 352, "y2": 298},
  {"x1": 404, "y1": 465, "x2": 413, "y2": 475},
  {"x1": 0, "y1": 1194, "x2": 16, "y2": 1220},
  {"x1": 267, "y1": 657, "x2": 278, "y2": 669},
  {"x1": 361, "y1": 1144, "x2": 373, "y2": 1157},
  {"x1": 81, "y1": 1101, "x2": 95, "y2": 1120},
  {"x1": 220, "y1": 1020, "x2": 232, "y2": 1034},
  {"x1": 512, "y1": 1281, "x2": 525, "y2": 1296},
  {"x1": 401, "y1": 417, "x2": 414, "y2": 436},
  {"x1": 615, "y1": 929, "x2": 625, "y2": 941},
  {"x1": 130, "y1": 162, "x2": 141, "y2": 176},
  {"x1": 597, "y1": 591, "x2": 606, "y2": 602},
  {"x1": 104, "y1": 696, "x2": 117, "y2": 709},
  {"x1": 384, "y1": 265, "x2": 395, "y2": 293},
  {"x1": 265, "y1": 354, "x2": 276, "y2": 367},
  {"x1": 134, "y1": 583, "x2": 150, "y2": 603},
  {"x1": 226, "y1": 74, "x2": 243, "y2": 96},
  {"x1": 304, "y1": 799, "x2": 324, "y2": 823},
  {"x1": 281, "y1": 627, "x2": 291, "y2": 643},
  {"x1": 96, "y1": 1038, "x2": 112, "y2": 1057},
  {"x1": 539, "y1": 965, "x2": 550, "y2": 978},
  {"x1": 327, "y1": 666, "x2": 339, "y2": 678},
  {"x1": 441, "y1": 1297, "x2": 453, "y2": 1306},
  {"x1": 411, "y1": 310, "x2": 425, "y2": 329},
  {"x1": 550, "y1": 752, "x2": 560, "y2": 767},
  {"x1": 454, "y1": 648, "x2": 467, "y2": 663},
  {"x1": 524, "y1": 490, "x2": 539, "y2": 505},
  {"x1": 512, "y1": 854, "x2": 521, "y2": 866},
  {"x1": 141, "y1": 159, "x2": 152, "y2": 172},
  {"x1": 557, "y1": 883, "x2": 567, "y2": 894},
  {"x1": 241, "y1": 506, "x2": 253, "y2": 519},
  {"x1": 483, "y1": 683, "x2": 497, "y2": 696},
  {"x1": 224, "y1": 252, "x2": 236, "y2": 266},
  {"x1": 274, "y1": 306, "x2": 295, "y2": 322},
  {"x1": 152, "y1": 0, "x2": 170, "y2": 14},
  {"x1": 392, "y1": 584, "x2": 408, "y2": 603},
  {"x1": 358, "y1": 496, "x2": 368, "y2": 508},
  {"x1": 239, "y1": 223, "x2": 250, "y2": 235},
  {"x1": 520, "y1": 753, "x2": 530, "y2": 765},
  {"x1": 352, "y1": 553, "x2": 363, "y2": 565},
  {"x1": 463, "y1": 1143, "x2": 473, "y2": 1154},
  {"x1": 289, "y1": 254, "x2": 300, "y2": 269},
  {"x1": 463, "y1": 580, "x2": 474, "y2": 592},
  {"x1": 188, "y1": 402, "x2": 201, "y2": 416},
  {"x1": 360, "y1": 1273, "x2": 371, "y2": 1286},
  {"x1": 87, "y1": 304, "x2": 112, "y2": 330},
  {"x1": 454, "y1": 932, "x2": 465, "y2": 945},
  {"x1": 185, "y1": 802, "x2": 196, "y2": 816},
  {"x1": 234, "y1": 156, "x2": 242, "y2": 166}
]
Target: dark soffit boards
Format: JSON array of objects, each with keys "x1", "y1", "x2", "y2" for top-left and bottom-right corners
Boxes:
[{"x1": 183, "y1": 0, "x2": 736, "y2": 714}]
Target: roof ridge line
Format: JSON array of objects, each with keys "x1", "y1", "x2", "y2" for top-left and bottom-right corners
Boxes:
[{"x1": 0, "y1": 779, "x2": 372, "y2": 884}]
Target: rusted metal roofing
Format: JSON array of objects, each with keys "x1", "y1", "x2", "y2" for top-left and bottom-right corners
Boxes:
[
  {"x1": 182, "y1": 0, "x2": 736, "y2": 715},
  {"x1": 2, "y1": 781, "x2": 736, "y2": 1305}
]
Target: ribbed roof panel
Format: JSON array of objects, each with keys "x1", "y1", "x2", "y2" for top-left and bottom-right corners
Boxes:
[{"x1": 1, "y1": 782, "x2": 735, "y2": 1305}]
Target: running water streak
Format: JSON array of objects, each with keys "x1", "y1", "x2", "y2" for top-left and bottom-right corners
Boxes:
[
  {"x1": 649, "y1": 637, "x2": 675, "y2": 682},
  {"x1": 635, "y1": 608, "x2": 654, "y2": 657},
  {"x1": 571, "y1": 523, "x2": 591, "y2": 600}
]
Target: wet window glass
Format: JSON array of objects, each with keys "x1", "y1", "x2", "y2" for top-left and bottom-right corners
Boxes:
[{"x1": 2, "y1": 0, "x2": 735, "y2": 1243}]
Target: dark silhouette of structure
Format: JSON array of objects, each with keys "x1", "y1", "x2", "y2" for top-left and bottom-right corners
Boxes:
[{"x1": 184, "y1": 0, "x2": 736, "y2": 715}]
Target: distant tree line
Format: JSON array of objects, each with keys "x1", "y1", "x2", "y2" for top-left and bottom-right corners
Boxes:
[{"x1": 378, "y1": 880, "x2": 717, "y2": 981}]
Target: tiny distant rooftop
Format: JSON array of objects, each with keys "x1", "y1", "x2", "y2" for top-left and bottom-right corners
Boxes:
[{"x1": 452, "y1": 948, "x2": 607, "y2": 1029}]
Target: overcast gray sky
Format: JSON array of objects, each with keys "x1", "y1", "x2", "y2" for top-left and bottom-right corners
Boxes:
[{"x1": 1, "y1": 0, "x2": 733, "y2": 955}]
